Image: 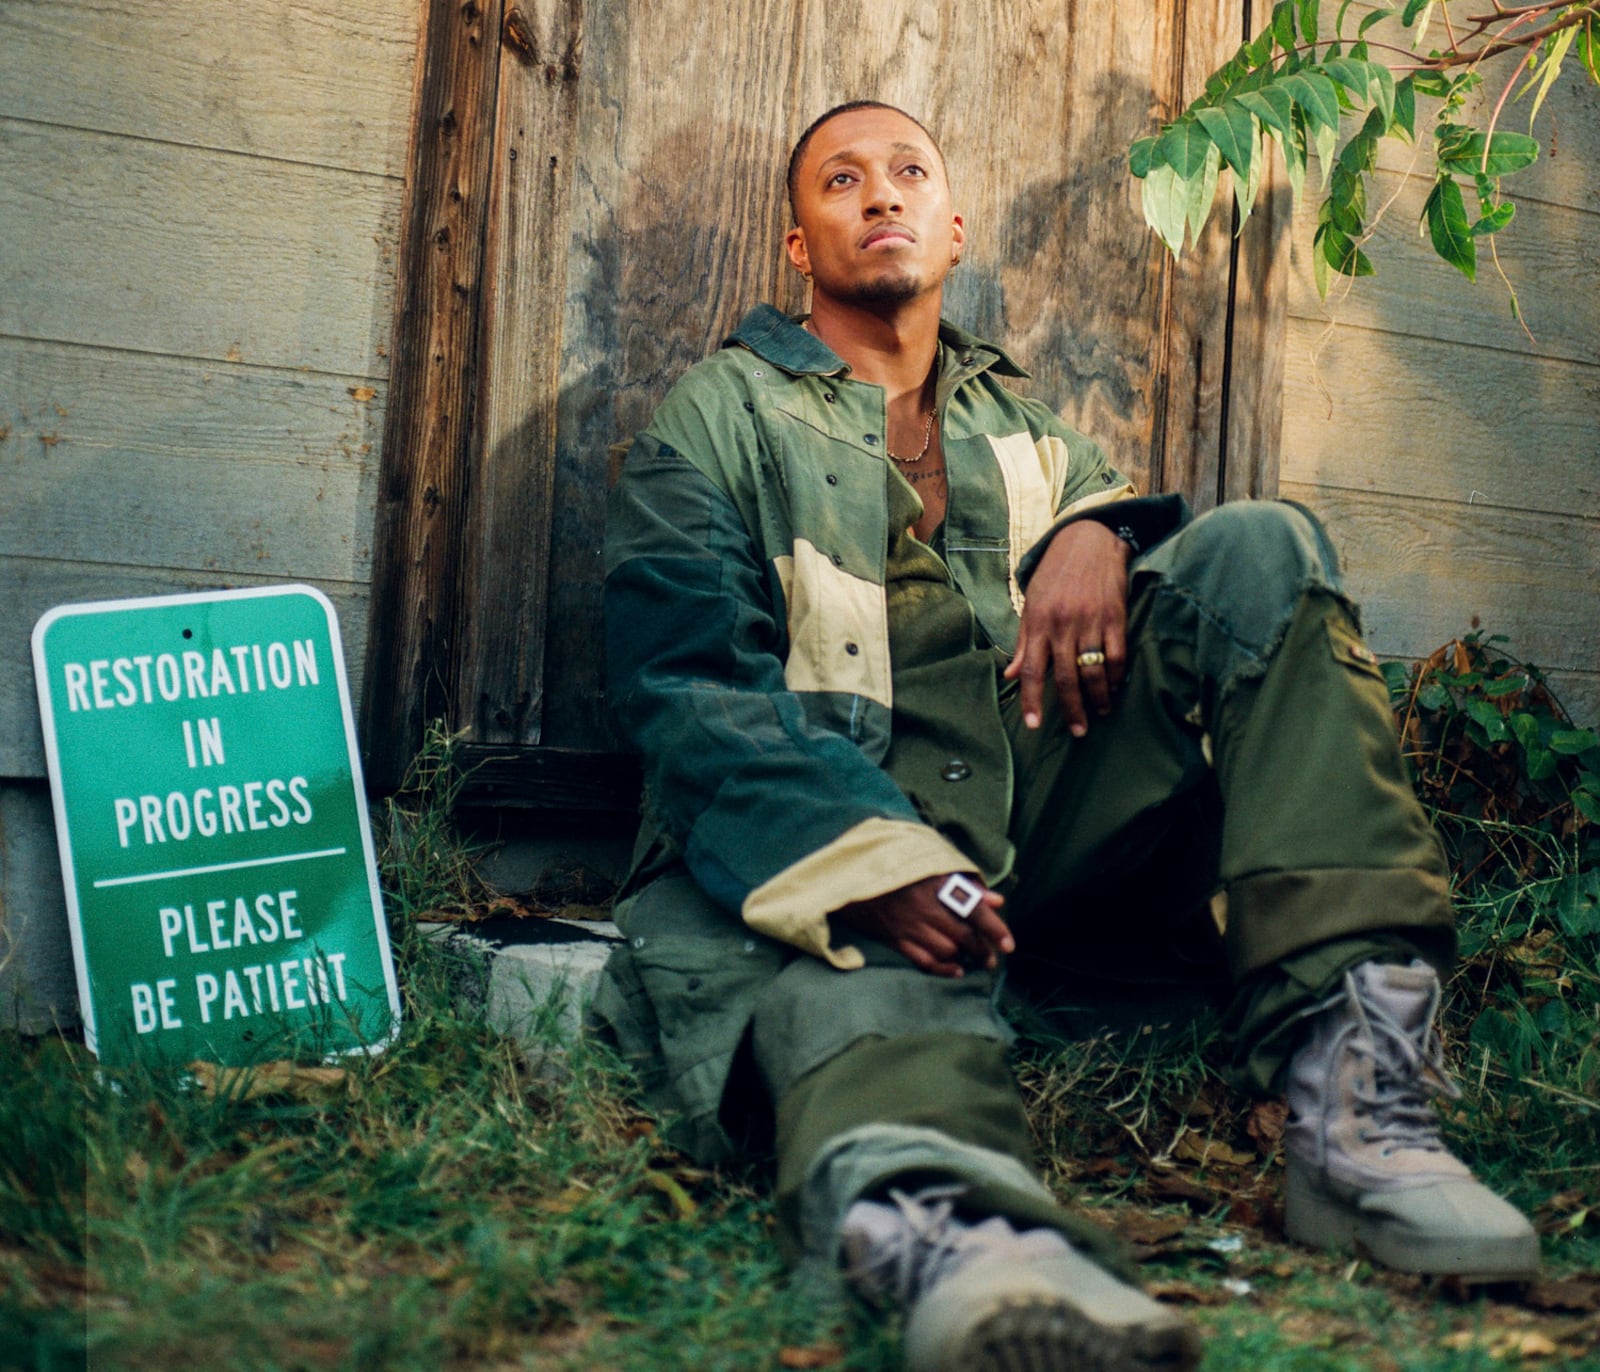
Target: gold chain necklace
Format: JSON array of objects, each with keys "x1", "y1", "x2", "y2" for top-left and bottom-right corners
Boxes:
[{"x1": 886, "y1": 409, "x2": 937, "y2": 464}]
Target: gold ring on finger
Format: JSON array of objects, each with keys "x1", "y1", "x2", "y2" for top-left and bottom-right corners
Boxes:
[{"x1": 1076, "y1": 649, "x2": 1107, "y2": 668}]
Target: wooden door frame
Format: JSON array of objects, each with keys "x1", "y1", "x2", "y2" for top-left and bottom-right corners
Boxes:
[{"x1": 361, "y1": 0, "x2": 1287, "y2": 803}]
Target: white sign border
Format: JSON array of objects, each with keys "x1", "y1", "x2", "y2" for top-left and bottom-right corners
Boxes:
[{"x1": 32, "y1": 583, "x2": 403, "y2": 1062}]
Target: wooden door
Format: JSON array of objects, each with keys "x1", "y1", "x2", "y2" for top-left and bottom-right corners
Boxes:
[{"x1": 361, "y1": 0, "x2": 1288, "y2": 801}]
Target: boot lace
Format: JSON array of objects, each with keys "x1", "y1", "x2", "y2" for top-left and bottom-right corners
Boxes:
[
  {"x1": 842, "y1": 1185, "x2": 990, "y2": 1308},
  {"x1": 1344, "y1": 971, "x2": 1462, "y2": 1157}
]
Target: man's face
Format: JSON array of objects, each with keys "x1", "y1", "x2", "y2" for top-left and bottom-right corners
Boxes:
[{"x1": 785, "y1": 107, "x2": 964, "y2": 309}]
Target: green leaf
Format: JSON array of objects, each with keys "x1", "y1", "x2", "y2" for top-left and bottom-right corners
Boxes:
[
  {"x1": 1404, "y1": 0, "x2": 1437, "y2": 46},
  {"x1": 1417, "y1": 682, "x2": 1451, "y2": 712},
  {"x1": 1196, "y1": 103, "x2": 1256, "y2": 179},
  {"x1": 1518, "y1": 26, "x2": 1577, "y2": 129},
  {"x1": 1466, "y1": 698, "x2": 1508, "y2": 739},
  {"x1": 1282, "y1": 111, "x2": 1308, "y2": 203},
  {"x1": 1237, "y1": 85, "x2": 1297, "y2": 140},
  {"x1": 1576, "y1": 787, "x2": 1600, "y2": 825},
  {"x1": 1551, "y1": 729, "x2": 1600, "y2": 755},
  {"x1": 1437, "y1": 127, "x2": 1540, "y2": 177},
  {"x1": 1336, "y1": 0, "x2": 1357, "y2": 37},
  {"x1": 1312, "y1": 224, "x2": 1333, "y2": 298},
  {"x1": 1483, "y1": 675, "x2": 1527, "y2": 698},
  {"x1": 1129, "y1": 136, "x2": 1157, "y2": 178},
  {"x1": 1313, "y1": 119, "x2": 1339, "y2": 190},
  {"x1": 1578, "y1": 20, "x2": 1600, "y2": 84},
  {"x1": 1248, "y1": 24, "x2": 1277, "y2": 67},
  {"x1": 1154, "y1": 116, "x2": 1213, "y2": 178},
  {"x1": 1321, "y1": 57, "x2": 1376, "y2": 102},
  {"x1": 1141, "y1": 161, "x2": 1191, "y2": 255},
  {"x1": 1272, "y1": 0, "x2": 1297, "y2": 51},
  {"x1": 1359, "y1": 9, "x2": 1395, "y2": 38},
  {"x1": 1367, "y1": 60, "x2": 1396, "y2": 127},
  {"x1": 1424, "y1": 176, "x2": 1476, "y2": 281},
  {"x1": 1525, "y1": 746, "x2": 1558, "y2": 782},
  {"x1": 1321, "y1": 224, "x2": 1373, "y2": 277},
  {"x1": 1234, "y1": 125, "x2": 1265, "y2": 222},
  {"x1": 1555, "y1": 871, "x2": 1600, "y2": 937},
  {"x1": 1282, "y1": 71, "x2": 1342, "y2": 131},
  {"x1": 1473, "y1": 201, "x2": 1515, "y2": 235},
  {"x1": 1184, "y1": 143, "x2": 1222, "y2": 246},
  {"x1": 1411, "y1": 71, "x2": 1452, "y2": 99},
  {"x1": 1391, "y1": 73, "x2": 1417, "y2": 139},
  {"x1": 1338, "y1": 117, "x2": 1381, "y2": 174},
  {"x1": 1298, "y1": 0, "x2": 1319, "y2": 43},
  {"x1": 1328, "y1": 166, "x2": 1366, "y2": 232}
]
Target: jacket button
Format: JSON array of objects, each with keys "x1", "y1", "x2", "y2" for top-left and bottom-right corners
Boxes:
[
  {"x1": 863, "y1": 433, "x2": 878, "y2": 445},
  {"x1": 743, "y1": 401, "x2": 755, "y2": 412},
  {"x1": 941, "y1": 760, "x2": 972, "y2": 782},
  {"x1": 686, "y1": 976, "x2": 703, "y2": 991},
  {"x1": 845, "y1": 642, "x2": 860, "y2": 656},
  {"x1": 826, "y1": 474, "x2": 838, "y2": 486},
  {"x1": 823, "y1": 392, "x2": 836, "y2": 403},
  {"x1": 830, "y1": 553, "x2": 842, "y2": 566}
]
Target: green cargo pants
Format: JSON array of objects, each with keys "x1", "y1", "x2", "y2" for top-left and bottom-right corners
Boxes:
[{"x1": 757, "y1": 501, "x2": 1454, "y2": 1263}]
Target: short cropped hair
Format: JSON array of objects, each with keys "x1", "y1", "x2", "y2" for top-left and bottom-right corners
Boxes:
[{"x1": 785, "y1": 101, "x2": 944, "y2": 223}]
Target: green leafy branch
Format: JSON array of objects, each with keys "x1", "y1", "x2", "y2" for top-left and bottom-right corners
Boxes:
[{"x1": 1130, "y1": 1, "x2": 1600, "y2": 297}]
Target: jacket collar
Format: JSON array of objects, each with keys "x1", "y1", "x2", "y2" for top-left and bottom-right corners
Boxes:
[{"x1": 725, "y1": 303, "x2": 1030, "y2": 380}]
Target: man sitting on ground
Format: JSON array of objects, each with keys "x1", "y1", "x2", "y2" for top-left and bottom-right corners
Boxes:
[{"x1": 594, "y1": 101, "x2": 1537, "y2": 1372}]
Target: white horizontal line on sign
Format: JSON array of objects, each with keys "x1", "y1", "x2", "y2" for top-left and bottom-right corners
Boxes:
[{"x1": 92, "y1": 848, "x2": 349, "y2": 889}]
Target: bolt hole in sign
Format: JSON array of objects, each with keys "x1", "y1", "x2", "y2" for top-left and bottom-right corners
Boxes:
[{"x1": 32, "y1": 586, "x2": 400, "y2": 1066}]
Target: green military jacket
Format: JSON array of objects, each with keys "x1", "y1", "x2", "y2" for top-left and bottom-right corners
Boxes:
[
  {"x1": 596, "y1": 306, "x2": 1148, "y2": 1157},
  {"x1": 604, "y1": 306, "x2": 1138, "y2": 962}
]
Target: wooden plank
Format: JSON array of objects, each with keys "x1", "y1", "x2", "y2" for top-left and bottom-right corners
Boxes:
[
  {"x1": 1286, "y1": 166, "x2": 1600, "y2": 368},
  {"x1": 456, "y1": 745, "x2": 640, "y2": 812},
  {"x1": 1279, "y1": 482, "x2": 1600, "y2": 682},
  {"x1": 0, "y1": 119, "x2": 402, "y2": 376},
  {"x1": 360, "y1": 0, "x2": 507, "y2": 789},
  {"x1": 0, "y1": 0, "x2": 418, "y2": 177},
  {"x1": 1224, "y1": 151, "x2": 1289, "y2": 502},
  {"x1": 924, "y1": 0, "x2": 1191, "y2": 494},
  {"x1": 1279, "y1": 317, "x2": 1600, "y2": 518},
  {"x1": 454, "y1": 0, "x2": 585, "y2": 747},
  {"x1": 1156, "y1": 0, "x2": 1246, "y2": 510},
  {"x1": 532, "y1": 0, "x2": 810, "y2": 748},
  {"x1": 1, "y1": 556, "x2": 369, "y2": 777},
  {"x1": 1, "y1": 338, "x2": 381, "y2": 581}
]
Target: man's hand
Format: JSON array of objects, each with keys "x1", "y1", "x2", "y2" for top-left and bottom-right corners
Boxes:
[
  {"x1": 834, "y1": 874, "x2": 1013, "y2": 978},
  {"x1": 1004, "y1": 519, "x2": 1131, "y2": 737}
]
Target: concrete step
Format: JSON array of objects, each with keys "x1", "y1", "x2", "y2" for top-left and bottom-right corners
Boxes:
[{"x1": 422, "y1": 914, "x2": 623, "y2": 1046}]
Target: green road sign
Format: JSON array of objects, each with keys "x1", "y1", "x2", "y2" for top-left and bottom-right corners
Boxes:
[{"x1": 32, "y1": 585, "x2": 400, "y2": 1066}]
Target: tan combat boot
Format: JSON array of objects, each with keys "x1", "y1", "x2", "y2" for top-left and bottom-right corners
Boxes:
[
  {"x1": 840, "y1": 1185, "x2": 1200, "y2": 1371},
  {"x1": 1284, "y1": 959, "x2": 1539, "y2": 1280}
]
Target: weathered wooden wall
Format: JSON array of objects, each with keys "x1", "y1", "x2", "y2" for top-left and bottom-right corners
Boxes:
[
  {"x1": 0, "y1": 0, "x2": 418, "y2": 779},
  {"x1": 0, "y1": 0, "x2": 418, "y2": 1029},
  {"x1": 1278, "y1": 5, "x2": 1600, "y2": 724},
  {"x1": 364, "y1": 0, "x2": 1287, "y2": 793}
]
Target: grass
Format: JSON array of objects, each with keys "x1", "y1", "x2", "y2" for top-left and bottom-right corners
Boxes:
[{"x1": 4, "y1": 708, "x2": 1599, "y2": 1370}]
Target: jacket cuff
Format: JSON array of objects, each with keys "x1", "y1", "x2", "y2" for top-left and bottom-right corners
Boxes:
[
  {"x1": 741, "y1": 817, "x2": 974, "y2": 970},
  {"x1": 1016, "y1": 492, "x2": 1192, "y2": 590}
]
